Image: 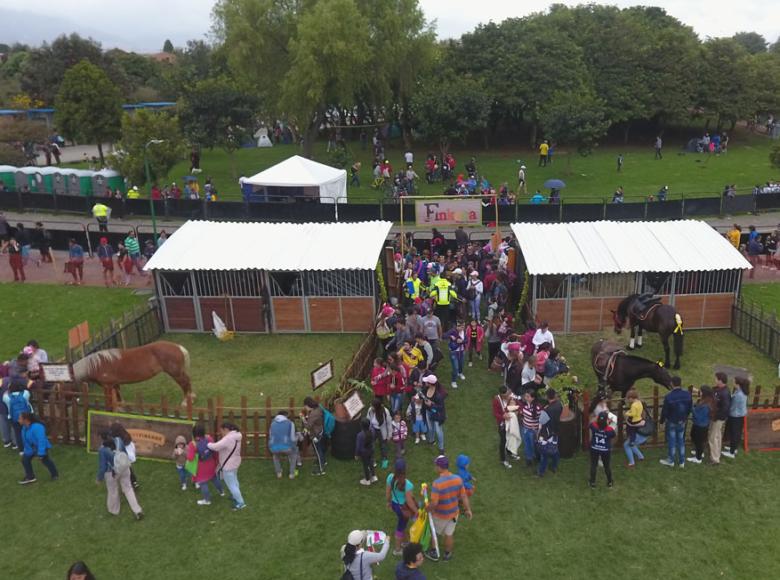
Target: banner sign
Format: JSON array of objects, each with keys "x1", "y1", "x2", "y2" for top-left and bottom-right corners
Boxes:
[
  {"x1": 311, "y1": 359, "x2": 334, "y2": 391},
  {"x1": 745, "y1": 408, "x2": 780, "y2": 452},
  {"x1": 414, "y1": 199, "x2": 482, "y2": 226},
  {"x1": 87, "y1": 410, "x2": 195, "y2": 461}
]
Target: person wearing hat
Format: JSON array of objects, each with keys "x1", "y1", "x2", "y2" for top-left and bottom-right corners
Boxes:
[
  {"x1": 517, "y1": 164, "x2": 527, "y2": 194},
  {"x1": 97, "y1": 236, "x2": 116, "y2": 287},
  {"x1": 465, "y1": 271, "x2": 483, "y2": 321},
  {"x1": 386, "y1": 458, "x2": 418, "y2": 556},
  {"x1": 341, "y1": 528, "x2": 390, "y2": 580},
  {"x1": 426, "y1": 455, "x2": 472, "y2": 562},
  {"x1": 421, "y1": 375, "x2": 446, "y2": 453},
  {"x1": 126, "y1": 186, "x2": 140, "y2": 199}
]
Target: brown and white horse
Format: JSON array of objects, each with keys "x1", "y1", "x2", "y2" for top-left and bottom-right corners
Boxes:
[{"x1": 73, "y1": 341, "x2": 193, "y2": 407}]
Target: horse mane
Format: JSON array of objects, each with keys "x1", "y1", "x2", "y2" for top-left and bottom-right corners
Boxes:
[
  {"x1": 616, "y1": 294, "x2": 639, "y2": 320},
  {"x1": 72, "y1": 349, "x2": 122, "y2": 382}
]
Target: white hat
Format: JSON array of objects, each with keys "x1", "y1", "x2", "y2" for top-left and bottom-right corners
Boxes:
[
  {"x1": 520, "y1": 165, "x2": 526, "y2": 169},
  {"x1": 347, "y1": 530, "x2": 365, "y2": 546},
  {"x1": 422, "y1": 374, "x2": 438, "y2": 384},
  {"x1": 453, "y1": 268, "x2": 463, "y2": 275},
  {"x1": 132, "y1": 186, "x2": 139, "y2": 191},
  {"x1": 469, "y1": 271, "x2": 479, "y2": 276}
]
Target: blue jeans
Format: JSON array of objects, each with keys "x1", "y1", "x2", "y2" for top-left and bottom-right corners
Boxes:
[
  {"x1": 176, "y1": 465, "x2": 188, "y2": 485},
  {"x1": 198, "y1": 476, "x2": 224, "y2": 502},
  {"x1": 623, "y1": 433, "x2": 648, "y2": 465},
  {"x1": 666, "y1": 421, "x2": 686, "y2": 465},
  {"x1": 426, "y1": 418, "x2": 444, "y2": 452},
  {"x1": 222, "y1": 469, "x2": 245, "y2": 507},
  {"x1": 522, "y1": 427, "x2": 537, "y2": 462},
  {"x1": 0, "y1": 413, "x2": 12, "y2": 445},
  {"x1": 538, "y1": 450, "x2": 559, "y2": 475},
  {"x1": 390, "y1": 393, "x2": 403, "y2": 414},
  {"x1": 449, "y1": 350, "x2": 464, "y2": 382},
  {"x1": 469, "y1": 296, "x2": 481, "y2": 320}
]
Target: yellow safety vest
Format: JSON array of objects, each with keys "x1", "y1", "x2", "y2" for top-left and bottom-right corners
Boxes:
[
  {"x1": 92, "y1": 203, "x2": 108, "y2": 218},
  {"x1": 404, "y1": 277, "x2": 421, "y2": 299},
  {"x1": 432, "y1": 278, "x2": 455, "y2": 306}
]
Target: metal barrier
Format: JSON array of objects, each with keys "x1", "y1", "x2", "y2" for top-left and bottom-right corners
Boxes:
[
  {"x1": 562, "y1": 201, "x2": 604, "y2": 222},
  {"x1": 11, "y1": 218, "x2": 91, "y2": 254},
  {"x1": 646, "y1": 200, "x2": 684, "y2": 220},
  {"x1": 604, "y1": 201, "x2": 645, "y2": 220}
]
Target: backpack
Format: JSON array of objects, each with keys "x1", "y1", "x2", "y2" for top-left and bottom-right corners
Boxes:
[
  {"x1": 321, "y1": 405, "x2": 336, "y2": 438},
  {"x1": 113, "y1": 450, "x2": 131, "y2": 476},
  {"x1": 196, "y1": 437, "x2": 213, "y2": 461},
  {"x1": 8, "y1": 391, "x2": 32, "y2": 422},
  {"x1": 465, "y1": 285, "x2": 477, "y2": 301},
  {"x1": 638, "y1": 402, "x2": 656, "y2": 437},
  {"x1": 340, "y1": 554, "x2": 363, "y2": 580}
]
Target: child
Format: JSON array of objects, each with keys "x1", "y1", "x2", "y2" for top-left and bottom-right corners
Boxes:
[
  {"x1": 406, "y1": 394, "x2": 427, "y2": 444},
  {"x1": 465, "y1": 319, "x2": 484, "y2": 368},
  {"x1": 589, "y1": 411, "x2": 616, "y2": 488},
  {"x1": 456, "y1": 454, "x2": 476, "y2": 497},
  {"x1": 355, "y1": 418, "x2": 377, "y2": 486},
  {"x1": 617, "y1": 153, "x2": 624, "y2": 172},
  {"x1": 624, "y1": 389, "x2": 645, "y2": 446},
  {"x1": 172, "y1": 435, "x2": 188, "y2": 490},
  {"x1": 689, "y1": 386, "x2": 713, "y2": 464},
  {"x1": 391, "y1": 411, "x2": 408, "y2": 457}
]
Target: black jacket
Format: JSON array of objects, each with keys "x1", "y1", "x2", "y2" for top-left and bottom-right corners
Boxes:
[{"x1": 714, "y1": 386, "x2": 731, "y2": 421}]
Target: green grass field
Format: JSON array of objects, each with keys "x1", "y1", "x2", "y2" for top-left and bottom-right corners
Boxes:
[
  {"x1": 2, "y1": 282, "x2": 780, "y2": 578},
  {"x1": 741, "y1": 281, "x2": 780, "y2": 314},
  {"x1": 0, "y1": 283, "x2": 147, "y2": 361},
  {"x1": 150, "y1": 130, "x2": 780, "y2": 204}
]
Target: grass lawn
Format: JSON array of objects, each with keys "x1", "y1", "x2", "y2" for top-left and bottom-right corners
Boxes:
[
  {"x1": 3, "y1": 313, "x2": 779, "y2": 578},
  {"x1": 0, "y1": 283, "x2": 147, "y2": 361},
  {"x1": 741, "y1": 281, "x2": 780, "y2": 315},
  {"x1": 149, "y1": 130, "x2": 780, "y2": 205}
]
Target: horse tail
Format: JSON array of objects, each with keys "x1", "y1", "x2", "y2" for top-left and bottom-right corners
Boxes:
[
  {"x1": 673, "y1": 313, "x2": 684, "y2": 357},
  {"x1": 178, "y1": 345, "x2": 191, "y2": 373}
]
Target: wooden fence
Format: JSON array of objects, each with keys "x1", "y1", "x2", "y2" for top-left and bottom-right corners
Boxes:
[
  {"x1": 731, "y1": 298, "x2": 780, "y2": 362},
  {"x1": 339, "y1": 330, "x2": 378, "y2": 390},
  {"x1": 580, "y1": 385, "x2": 780, "y2": 450},
  {"x1": 66, "y1": 301, "x2": 163, "y2": 362}
]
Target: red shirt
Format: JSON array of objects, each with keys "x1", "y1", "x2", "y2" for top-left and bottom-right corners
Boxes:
[
  {"x1": 371, "y1": 366, "x2": 390, "y2": 397},
  {"x1": 492, "y1": 395, "x2": 509, "y2": 425}
]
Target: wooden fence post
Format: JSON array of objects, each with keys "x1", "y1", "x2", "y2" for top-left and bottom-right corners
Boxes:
[
  {"x1": 752, "y1": 385, "x2": 762, "y2": 409},
  {"x1": 240, "y1": 396, "x2": 248, "y2": 456},
  {"x1": 773, "y1": 386, "x2": 779, "y2": 408},
  {"x1": 265, "y1": 397, "x2": 272, "y2": 459}
]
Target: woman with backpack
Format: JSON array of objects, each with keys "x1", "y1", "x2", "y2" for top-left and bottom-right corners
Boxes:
[
  {"x1": 19, "y1": 412, "x2": 58, "y2": 485},
  {"x1": 187, "y1": 424, "x2": 225, "y2": 506},
  {"x1": 110, "y1": 423, "x2": 139, "y2": 489},
  {"x1": 96, "y1": 433, "x2": 143, "y2": 519},
  {"x1": 421, "y1": 374, "x2": 447, "y2": 453},
  {"x1": 341, "y1": 529, "x2": 390, "y2": 580},
  {"x1": 207, "y1": 422, "x2": 246, "y2": 510},
  {"x1": 3, "y1": 374, "x2": 32, "y2": 450},
  {"x1": 385, "y1": 458, "x2": 418, "y2": 556}
]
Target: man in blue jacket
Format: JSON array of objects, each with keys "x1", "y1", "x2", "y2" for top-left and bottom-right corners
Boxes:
[
  {"x1": 659, "y1": 376, "x2": 692, "y2": 468},
  {"x1": 19, "y1": 412, "x2": 59, "y2": 484}
]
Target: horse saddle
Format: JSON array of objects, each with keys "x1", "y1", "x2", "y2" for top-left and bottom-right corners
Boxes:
[
  {"x1": 593, "y1": 341, "x2": 626, "y2": 382},
  {"x1": 630, "y1": 294, "x2": 662, "y2": 321}
]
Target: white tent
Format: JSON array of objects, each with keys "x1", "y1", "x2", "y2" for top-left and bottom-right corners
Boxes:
[{"x1": 244, "y1": 155, "x2": 347, "y2": 204}]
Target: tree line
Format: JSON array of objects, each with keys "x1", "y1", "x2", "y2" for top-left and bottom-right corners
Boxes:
[{"x1": 1, "y1": 2, "x2": 780, "y2": 176}]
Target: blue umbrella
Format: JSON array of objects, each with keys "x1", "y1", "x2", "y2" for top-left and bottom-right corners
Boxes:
[{"x1": 543, "y1": 179, "x2": 566, "y2": 189}]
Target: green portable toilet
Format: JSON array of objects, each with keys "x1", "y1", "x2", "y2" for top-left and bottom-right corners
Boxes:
[
  {"x1": 0, "y1": 165, "x2": 15, "y2": 190},
  {"x1": 59, "y1": 169, "x2": 80, "y2": 195},
  {"x1": 15, "y1": 167, "x2": 38, "y2": 192},
  {"x1": 35, "y1": 167, "x2": 58, "y2": 193},
  {"x1": 93, "y1": 169, "x2": 122, "y2": 196}
]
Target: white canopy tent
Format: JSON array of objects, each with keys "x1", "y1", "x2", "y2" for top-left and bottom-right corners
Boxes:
[{"x1": 244, "y1": 155, "x2": 347, "y2": 207}]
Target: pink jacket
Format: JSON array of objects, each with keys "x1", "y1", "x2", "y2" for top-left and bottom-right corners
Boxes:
[
  {"x1": 208, "y1": 430, "x2": 243, "y2": 472},
  {"x1": 465, "y1": 325, "x2": 484, "y2": 351},
  {"x1": 187, "y1": 436, "x2": 217, "y2": 483}
]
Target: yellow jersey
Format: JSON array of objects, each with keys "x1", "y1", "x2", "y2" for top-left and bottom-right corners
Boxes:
[{"x1": 539, "y1": 143, "x2": 549, "y2": 156}]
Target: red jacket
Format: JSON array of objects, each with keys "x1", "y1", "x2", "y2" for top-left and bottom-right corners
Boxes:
[
  {"x1": 371, "y1": 366, "x2": 390, "y2": 397},
  {"x1": 492, "y1": 395, "x2": 508, "y2": 426}
]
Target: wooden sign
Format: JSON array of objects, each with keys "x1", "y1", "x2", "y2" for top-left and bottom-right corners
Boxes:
[
  {"x1": 68, "y1": 321, "x2": 90, "y2": 349},
  {"x1": 344, "y1": 392, "x2": 365, "y2": 420},
  {"x1": 311, "y1": 359, "x2": 334, "y2": 391},
  {"x1": 40, "y1": 364, "x2": 74, "y2": 383},
  {"x1": 87, "y1": 410, "x2": 194, "y2": 461},
  {"x1": 745, "y1": 408, "x2": 780, "y2": 452}
]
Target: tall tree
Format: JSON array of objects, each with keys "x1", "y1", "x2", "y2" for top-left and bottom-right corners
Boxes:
[
  {"x1": 411, "y1": 73, "x2": 490, "y2": 155},
  {"x1": 538, "y1": 91, "x2": 610, "y2": 157},
  {"x1": 732, "y1": 31, "x2": 767, "y2": 54},
  {"x1": 163, "y1": 39, "x2": 175, "y2": 53},
  {"x1": 695, "y1": 38, "x2": 754, "y2": 130},
  {"x1": 109, "y1": 110, "x2": 186, "y2": 187},
  {"x1": 54, "y1": 61, "x2": 122, "y2": 164}
]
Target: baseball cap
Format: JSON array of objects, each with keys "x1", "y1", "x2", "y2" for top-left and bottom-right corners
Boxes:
[
  {"x1": 453, "y1": 268, "x2": 463, "y2": 275},
  {"x1": 347, "y1": 530, "x2": 365, "y2": 546},
  {"x1": 422, "y1": 374, "x2": 438, "y2": 384}
]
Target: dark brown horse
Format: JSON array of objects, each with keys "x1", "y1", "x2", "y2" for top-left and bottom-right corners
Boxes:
[
  {"x1": 612, "y1": 294, "x2": 684, "y2": 369},
  {"x1": 73, "y1": 341, "x2": 193, "y2": 407},
  {"x1": 591, "y1": 339, "x2": 672, "y2": 397}
]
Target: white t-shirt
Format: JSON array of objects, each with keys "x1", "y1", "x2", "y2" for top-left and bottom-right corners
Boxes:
[
  {"x1": 404, "y1": 152, "x2": 413, "y2": 164},
  {"x1": 532, "y1": 328, "x2": 555, "y2": 348}
]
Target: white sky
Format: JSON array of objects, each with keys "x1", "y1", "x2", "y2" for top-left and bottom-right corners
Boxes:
[{"x1": 0, "y1": 0, "x2": 777, "y2": 52}]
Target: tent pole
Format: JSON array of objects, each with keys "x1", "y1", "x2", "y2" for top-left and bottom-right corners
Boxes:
[{"x1": 400, "y1": 197, "x2": 405, "y2": 258}]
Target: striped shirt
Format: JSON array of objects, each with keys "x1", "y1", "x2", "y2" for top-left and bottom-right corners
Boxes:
[
  {"x1": 520, "y1": 401, "x2": 543, "y2": 430},
  {"x1": 124, "y1": 236, "x2": 140, "y2": 255},
  {"x1": 431, "y1": 471, "x2": 465, "y2": 519}
]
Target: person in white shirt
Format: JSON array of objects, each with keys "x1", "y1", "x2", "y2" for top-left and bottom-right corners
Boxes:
[
  {"x1": 404, "y1": 150, "x2": 414, "y2": 165},
  {"x1": 532, "y1": 322, "x2": 555, "y2": 350},
  {"x1": 24, "y1": 340, "x2": 48, "y2": 377},
  {"x1": 466, "y1": 271, "x2": 484, "y2": 320}
]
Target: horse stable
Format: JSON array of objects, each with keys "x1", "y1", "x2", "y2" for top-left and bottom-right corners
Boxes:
[
  {"x1": 144, "y1": 220, "x2": 392, "y2": 333},
  {"x1": 511, "y1": 220, "x2": 752, "y2": 332}
]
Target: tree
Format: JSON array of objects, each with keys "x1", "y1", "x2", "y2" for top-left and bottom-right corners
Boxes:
[
  {"x1": 54, "y1": 61, "x2": 122, "y2": 164},
  {"x1": 179, "y1": 75, "x2": 258, "y2": 177},
  {"x1": 0, "y1": 118, "x2": 48, "y2": 165},
  {"x1": 163, "y1": 39, "x2": 174, "y2": 53},
  {"x1": 411, "y1": 73, "x2": 491, "y2": 155},
  {"x1": 694, "y1": 39, "x2": 754, "y2": 130},
  {"x1": 109, "y1": 110, "x2": 186, "y2": 187},
  {"x1": 732, "y1": 31, "x2": 767, "y2": 54},
  {"x1": 771, "y1": 143, "x2": 780, "y2": 170},
  {"x1": 538, "y1": 91, "x2": 610, "y2": 157}
]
